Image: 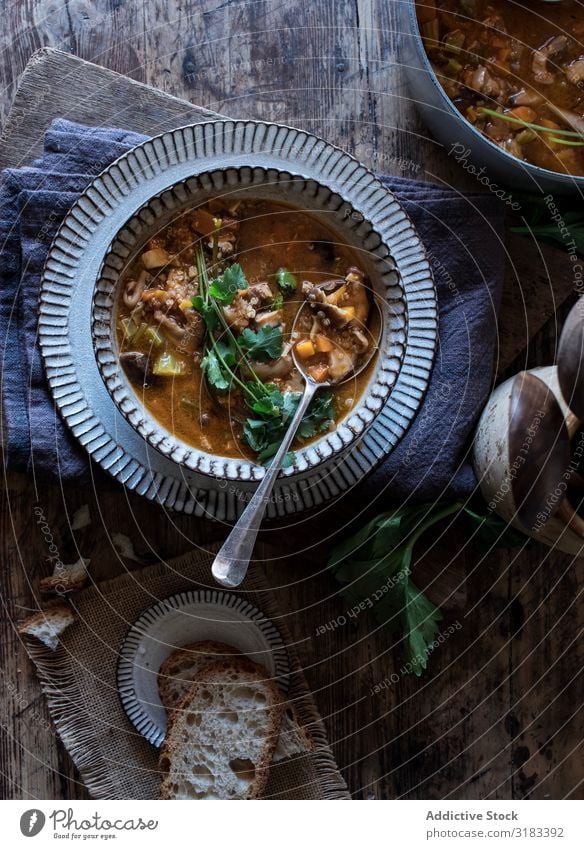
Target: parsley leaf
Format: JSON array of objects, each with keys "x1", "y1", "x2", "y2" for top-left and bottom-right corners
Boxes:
[
  {"x1": 201, "y1": 337, "x2": 238, "y2": 392},
  {"x1": 296, "y1": 392, "x2": 335, "y2": 438},
  {"x1": 191, "y1": 295, "x2": 219, "y2": 332},
  {"x1": 208, "y1": 263, "x2": 248, "y2": 304},
  {"x1": 275, "y1": 267, "x2": 297, "y2": 294},
  {"x1": 271, "y1": 292, "x2": 284, "y2": 310},
  {"x1": 246, "y1": 383, "x2": 285, "y2": 417},
  {"x1": 239, "y1": 326, "x2": 283, "y2": 362},
  {"x1": 328, "y1": 502, "x2": 530, "y2": 676},
  {"x1": 242, "y1": 388, "x2": 335, "y2": 464},
  {"x1": 463, "y1": 507, "x2": 531, "y2": 553}
]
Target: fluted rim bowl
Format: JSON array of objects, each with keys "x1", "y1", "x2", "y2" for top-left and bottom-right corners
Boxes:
[{"x1": 40, "y1": 120, "x2": 438, "y2": 484}]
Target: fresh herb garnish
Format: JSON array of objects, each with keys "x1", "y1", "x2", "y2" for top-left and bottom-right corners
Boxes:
[
  {"x1": 201, "y1": 338, "x2": 238, "y2": 391},
  {"x1": 239, "y1": 326, "x2": 283, "y2": 361},
  {"x1": 191, "y1": 247, "x2": 335, "y2": 464},
  {"x1": 275, "y1": 267, "x2": 297, "y2": 294},
  {"x1": 271, "y1": 292, "x2": 284, "y2": 310},
  {"x1": 243, "y1": 384, "x2": 334, "y2": 462},
  {"x1": 328, "y1": 502, "x2": 530, "y2": 675},
  {"x1": 208, "y1": 263, "x2": 247, "y2": 304},
  {"x1": 478, "y1": 107, "x2": 584, "y2": 145}
]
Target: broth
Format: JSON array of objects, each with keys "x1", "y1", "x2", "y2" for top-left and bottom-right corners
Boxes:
[{"x1": 116, "y1": 199, "x2": 378, "y2": 463}]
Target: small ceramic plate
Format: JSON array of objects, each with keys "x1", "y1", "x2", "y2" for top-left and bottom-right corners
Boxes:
[{"x1": 117, "y1": 589, "x2": 290, "y2": 747}]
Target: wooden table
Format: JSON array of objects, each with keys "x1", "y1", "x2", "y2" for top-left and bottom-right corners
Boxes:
[{"x1": 1, "y1": 1, "x2": 582, "y2": 801}]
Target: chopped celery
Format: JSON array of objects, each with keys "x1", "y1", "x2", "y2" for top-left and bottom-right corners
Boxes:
[
  {"x1": 145, "y1": 326, "x2": 164, "y2": 348},
  {"x1": 444, "y1": 58, "x2": 462, "y2": 75},
  {"x1": 152, "y1": 352, "x2": 186, "y2": 377},
  {"x1": 132, "y1": 322, "x2": 148, "y2": 344},
  {"x1": 180, "y1": 395, "x2": 199, "y2": 417},
  {"x1": 120, "y1": 317, "x2": 137, "y2": 341}
]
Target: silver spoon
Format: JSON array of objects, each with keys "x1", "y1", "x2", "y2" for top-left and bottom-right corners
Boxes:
[{"x1": 211, "y1": 300, "x2": 380, "y2": 588}]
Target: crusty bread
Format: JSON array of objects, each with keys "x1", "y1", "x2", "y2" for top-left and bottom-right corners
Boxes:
[
  {"x1": 18, "y1": 603, "x2": 77, "y2": 650},
  {"x1": 159, "y1": 657, "x2": 285, "y2": 799},
  {"x1": 40, "y1": 557, "x2": 90, "y2": 595},
  {"x1": 158, "y1": 641, "x2": 315, "y2": 762},
  {"x1": 158, "y1": 640, "x2": 237, "y2": 707}
]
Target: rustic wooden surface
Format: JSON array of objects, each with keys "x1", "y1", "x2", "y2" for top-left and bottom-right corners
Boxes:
[{"x1": 0, "y1": 1, "x2": 582, "y2": 801}]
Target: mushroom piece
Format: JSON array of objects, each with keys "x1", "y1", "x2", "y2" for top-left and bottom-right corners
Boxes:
[
  {"x1": 351, "y1": 327, "x2": 370, "y2": 353},
  {"x1": 172, "y1": 310, "x2": 205, "y2": 355},
  {"x1": 343, "y1": 267, "x2": 370, "y2": 324},
  {"x1": 120, "y1": 351, "x2": 154, "y2": 385},
  {"x1": 302, "y1": 267, "x2": 370, "y2": 328},
  {"x1": 250, "y1": 354, "x2": 293, "y2": 380},
  {"x1": 532, "y1": 35, "x2": 568, "y2": 85},
  {"x1": 254, "y1": 309, "x2": 283, "y2": 329},
  {"x1": 510, "y1": 89, "x2": 543, "y2": 108},
  {"x1": 142, "y1": 246, "x2": 171, "y2": 269},
  {"x1": 566, "y1": 57, "x2": 584, "y2": 86},
  {"x1": 547, "y1": 104, "x2": 584, "y2": 138},
  {"x1": 153, "y1": 310, "x2": 188, "y2": 341},
  {"x1": 123, "y1": 270, "x2": 150, "y2": 308},
  {"x1": 301, "y1": 281, "x2": 353, "y2": 328},
  {"x1": 328, "y1": 349, "x2": 355, "y2": 382}
]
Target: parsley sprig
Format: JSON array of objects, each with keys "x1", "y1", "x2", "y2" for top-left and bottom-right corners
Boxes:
[
  {"x1": 191, "y1": 247, "x2": 335, "y2": 463},
  {"x1": 328, "y1": 501, "x2": 529, "y2": 675}
]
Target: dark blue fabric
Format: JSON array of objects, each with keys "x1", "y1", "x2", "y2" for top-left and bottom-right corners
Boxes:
[{"x1": 0, "y1": 119, "x2": 505, "y2": 499}]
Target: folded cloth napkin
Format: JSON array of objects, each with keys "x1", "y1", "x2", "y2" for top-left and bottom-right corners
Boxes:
[{"x1": 0, "y1": 119, "x2": 505, "y2": 500}]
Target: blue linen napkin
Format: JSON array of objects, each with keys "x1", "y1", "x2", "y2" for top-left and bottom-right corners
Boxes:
[{"x1": 0, "y1": 119, "x2": 505, "y2": 500}]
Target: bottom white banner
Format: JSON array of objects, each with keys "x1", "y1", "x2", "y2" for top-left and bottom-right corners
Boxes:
[{"x1": 1, "y1": 799, "x2": 581, "y2": 848}]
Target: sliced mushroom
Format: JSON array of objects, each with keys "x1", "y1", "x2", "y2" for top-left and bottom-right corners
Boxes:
[
  {"x1": 547, "y1": 104, "x2": 584, "y2": 137},
  {"x1": 123, "y1": 270, "x2": 150, "y2": 308},
  {"x1": 532, "y1": 35, "x2": 568, "y2": 86},
  {"x1": 254, "y1": 310, "x2": 283, "y2": 329},
  {"x1": 174, "y1": 311, "x2": 205, "y2": 354},
  {"x1": 251, "y1": 354, "x2": 293, "y2": 380},
  {"x1": 351, "y1": 327, "x2": 370, "y2": 352},
  {"x1": 120, "y1": 351, "x2": 153, "y2": 385},
  {"x1": 566, "y1": 57, "x2": 584, "y2": 87},
  {"x1": 328, "y1": 349, "x2": 355, "y2": 382},
  {"x1": 153, "y1": 310, "x2": 188, "y2": 340},
  {"x1": 510, "y1": 89, "x2": 543, "y2": 108},
  {"x1": 344, "y1": 267, "x2": 370, "y2": 324}
]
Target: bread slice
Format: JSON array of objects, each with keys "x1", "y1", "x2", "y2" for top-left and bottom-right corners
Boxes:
[
  {"x1": 158, "y1": 640, "x2": 237, "y2": 707},
  {"x1": 40, "y1": 557, "x2": 90, "y2": 595},
  {"x1": 18, "y1": 603, "x2": 77, "y2": 650},
  {"x1": 158, "y1": 641, "x2": 314, "y2": 762},
  {"x1": 159, "y1": 658, "x2": 284, "y2": 799}
]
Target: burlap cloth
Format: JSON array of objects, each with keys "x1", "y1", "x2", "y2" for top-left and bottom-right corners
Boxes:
[{"x1": 24, "y1": 545, "x2": 350, "y2": 800}]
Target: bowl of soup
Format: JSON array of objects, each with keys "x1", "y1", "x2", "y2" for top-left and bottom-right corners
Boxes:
[
  {"x1": 90, "y1": 125, "x2": 438, "y2": 483},
  {"x1": 403, "y1": 0, "x2": 584, "y2": 193}
]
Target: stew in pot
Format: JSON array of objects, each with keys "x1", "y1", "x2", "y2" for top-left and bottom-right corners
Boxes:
[{"x1": 416, "y1": 0, "x2": 584, "y2": 175}]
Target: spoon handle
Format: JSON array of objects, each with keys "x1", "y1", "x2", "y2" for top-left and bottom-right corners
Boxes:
[{"x1": 211, "y1": 380, "x2": 320, "y2": 588}]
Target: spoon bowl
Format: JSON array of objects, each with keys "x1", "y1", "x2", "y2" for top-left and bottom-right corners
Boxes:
[{"x1": 211, "y1": 289, "x2": 382, "y2": 589}]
